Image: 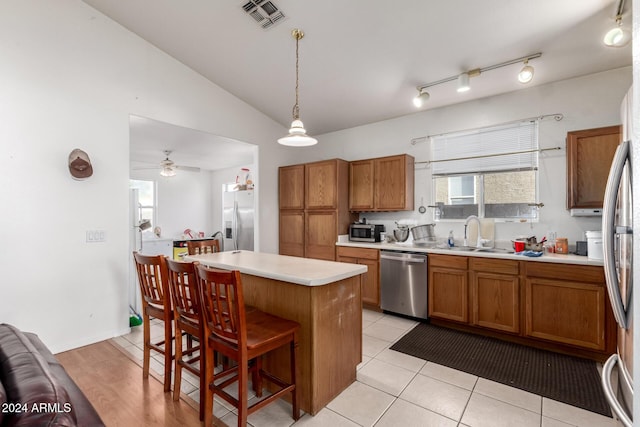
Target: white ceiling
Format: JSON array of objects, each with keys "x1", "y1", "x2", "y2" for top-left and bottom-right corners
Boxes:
[{"x1": 83, "y1": 0, "x2": 632, "y2": 168}]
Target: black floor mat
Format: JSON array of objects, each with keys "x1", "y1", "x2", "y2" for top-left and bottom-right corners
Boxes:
[{"x1": 390, "y1": 323, "x2": 612, "y2": 417}]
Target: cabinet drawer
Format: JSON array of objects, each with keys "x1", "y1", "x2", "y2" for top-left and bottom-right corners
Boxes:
[
  {"x1": 429, "y1": 254, "x2": 468, "y2": 270},
  {"x1": 336, "y1": 246, "x2": 379, "y2": 260},
  {"x1": 524, "y1": 262, "x2": 604, "y2": 283},
  {"x1": 470, "y1": 257, "x2": 519, "y2": 275}
]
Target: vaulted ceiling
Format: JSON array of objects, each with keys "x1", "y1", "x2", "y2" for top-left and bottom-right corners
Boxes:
[{"x1": 82, "y1": 0, "x2": 632, "y2": 169}]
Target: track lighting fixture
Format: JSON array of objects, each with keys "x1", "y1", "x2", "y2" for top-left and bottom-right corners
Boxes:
[
  {"x1": 278, "y1": 28, "x2": 318, "y2": 147},
  {"x1": 412, "y1": 53, "x2": 541, "y2": 107},
  {"x1": 413, "y1": 88, "x2": 430, "y2": 107},
  {"x1": 604, "y1": 0, "x2": 630, "y2": 47},
  {"x1": 457, "y1": 73, "x2": 470, "y2": 93},
  {"x1": 518, "y1": 60, "x2": 534, "y2": 83}
]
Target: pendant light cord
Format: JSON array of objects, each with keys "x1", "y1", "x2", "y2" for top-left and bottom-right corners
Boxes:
[{"x1": 292, "y1": 29, "x2": 302, "y2": 120}]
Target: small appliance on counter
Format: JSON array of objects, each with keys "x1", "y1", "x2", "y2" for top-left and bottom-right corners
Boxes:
[{"x1": 349, "y1": 219, "x2": 385, "y2": 242}]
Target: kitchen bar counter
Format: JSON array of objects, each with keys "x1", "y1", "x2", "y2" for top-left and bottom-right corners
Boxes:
[
  {"x1": 186, "y1": 250, "x2": 367, "y2": 285},
  {"x1": 336, "y1": 240, "x2": 604, "y2": 266},
  {"x1": 185, "y1": 250, "x2": 365, "y2": 415}
]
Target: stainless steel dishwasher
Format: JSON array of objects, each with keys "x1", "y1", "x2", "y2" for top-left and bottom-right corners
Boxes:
[{"x1": 380, "y1": 250, "x2": 428, "y2": 320}]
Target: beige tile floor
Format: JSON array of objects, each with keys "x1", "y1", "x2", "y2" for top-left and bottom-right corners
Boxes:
[{"x1": 113, "y1": 309, "x2": 618, "y2": 427}]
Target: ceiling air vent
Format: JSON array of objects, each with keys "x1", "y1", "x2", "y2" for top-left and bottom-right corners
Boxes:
[{"x1": 241, "y1": 0, "x2": 286, "y2": 30}]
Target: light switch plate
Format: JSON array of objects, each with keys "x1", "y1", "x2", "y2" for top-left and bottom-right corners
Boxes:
[{"x1": 86, "y1": 230, "x2": 106, "y2": 243}]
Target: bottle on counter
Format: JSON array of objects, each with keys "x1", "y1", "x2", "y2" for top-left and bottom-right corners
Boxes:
[{"x1": 448, "y1": 230, "x2": 455, "y2": 247}]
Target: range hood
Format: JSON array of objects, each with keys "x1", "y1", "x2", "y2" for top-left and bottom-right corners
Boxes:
[{"x1": 570, "y1": 208, "x2": 603, "y2": 216}]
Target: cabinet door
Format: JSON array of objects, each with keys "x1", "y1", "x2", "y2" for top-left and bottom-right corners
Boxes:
[
  {"x1": 470, "y1": 271, "x2": 519, "y2": 333},
  {"x1": 374, "y1": 155, "x2": 414, "y2": 211},
  {"x1": 306, "y1": 211, "x2": 337, "y2": 260},
  {"x1": 566, "y1": 125, "x2": 620, "y2": 209},
  {"x1": 429, "y1": 266, "x2": 468, "y2": 323},
  {"x1": 525, "y1": 277, "x2": 606, "y2": 350},
  {"x1": 279, "y1": 211, "x2": 305, "y2": 257},
  {"x1": 359, "y1": 257, "x2": 380, "y2": 306},
  {"x1": 349, "y1": 160, "x2": 375, "y2": 211},
  {"x1": 306, "y1": 160, "x2": 338, "y2": 210},
  {"x1": 279, "y1": 165, "x2": 305, "y2": 210}
]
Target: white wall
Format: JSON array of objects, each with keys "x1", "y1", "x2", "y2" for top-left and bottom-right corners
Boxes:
[
  {"x1": 0, "y1": 0, "x2": 297, "y2": 353},
  {"x1": 302, "y1": 67, "x2": 632, "y2": 247}
]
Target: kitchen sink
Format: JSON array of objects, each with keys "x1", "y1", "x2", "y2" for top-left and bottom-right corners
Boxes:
[{"x1": 448, "y1": 246, "x2": 515, "y2": 254}]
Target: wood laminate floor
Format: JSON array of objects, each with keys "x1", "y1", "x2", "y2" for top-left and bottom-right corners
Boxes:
[{"x1": 56, "y1": 340, "x2": 202, "y2": 427}]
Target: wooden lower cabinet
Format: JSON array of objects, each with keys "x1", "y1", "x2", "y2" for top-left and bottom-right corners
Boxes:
[
  {"x1": 470, "y1": 257, "x2": 520, "y2": 334},
  {"x1": 428, "y1": 254, "x2": 614, "y2": 360},
  {"x1": 337, "y1": 246, "x2": 380, "y2": 307},
  {"x1": 428, "y1": 254, "x2": 468, "y2": 323},
  {"x1": 524, "y1": 263, "x2": 608, "y2": 351}
]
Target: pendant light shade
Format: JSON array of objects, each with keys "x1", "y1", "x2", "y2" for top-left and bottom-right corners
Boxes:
[{"x1": 278, "y1": 29, "x2": 317, "y2": 147}]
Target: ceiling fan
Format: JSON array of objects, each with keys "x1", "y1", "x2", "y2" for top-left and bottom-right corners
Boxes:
[{"x1": 134, "y1": 150, "x2": 201, "y2": 177}]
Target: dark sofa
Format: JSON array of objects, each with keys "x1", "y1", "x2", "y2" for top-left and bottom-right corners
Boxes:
[{"x1": 0, "y1": 324, "x2": 104, "y2": 426}]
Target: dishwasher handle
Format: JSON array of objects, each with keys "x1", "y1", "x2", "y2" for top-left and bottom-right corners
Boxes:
[{"x1": 380, "y1": 254, "x2": 426, "y2": 263}]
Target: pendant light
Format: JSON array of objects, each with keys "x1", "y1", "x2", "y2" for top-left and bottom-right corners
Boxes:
[{"x1": 278, "y1": 29, "x2": 317, "y2": 147}]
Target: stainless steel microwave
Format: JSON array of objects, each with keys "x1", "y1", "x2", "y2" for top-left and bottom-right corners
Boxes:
[{"x1": 349, "y1": 223, "x2": 385, "y2": 242}]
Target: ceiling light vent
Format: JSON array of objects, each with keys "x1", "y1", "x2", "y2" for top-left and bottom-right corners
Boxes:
[{"x1": 241, "y1": 0, "x2": 286, "y2": 30}]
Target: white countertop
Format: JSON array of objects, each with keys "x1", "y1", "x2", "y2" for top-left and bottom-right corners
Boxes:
[
  {"x1": 337, "y1": 241, "x2": 604, "y2": 266},
  {"x1": 185, "y1": 250, "x2": 368, "y2": 286}
]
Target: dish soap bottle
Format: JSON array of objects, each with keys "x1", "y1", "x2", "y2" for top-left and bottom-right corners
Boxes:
[{"x1": 448, "y1": 230, "x2": 455, "y2": 247}]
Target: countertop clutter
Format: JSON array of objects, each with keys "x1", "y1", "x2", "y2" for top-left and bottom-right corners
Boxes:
[{"x1": 336, "y1": 238, "x2": 604, "y2": 266}]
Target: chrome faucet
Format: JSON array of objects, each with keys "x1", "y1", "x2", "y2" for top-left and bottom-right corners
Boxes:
[{"x1": 464, "y1": 215, "x2": 483, "y2": 248}]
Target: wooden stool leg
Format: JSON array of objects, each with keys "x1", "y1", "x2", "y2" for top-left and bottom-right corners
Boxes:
[
  {"x1": 237, "y1": 354, "x2": 249, "y2": 427},
  {"x1": 291, "y1": 333, "x2": 300, "y2": 420},
  {"x1": 163, "y1": 320, "x2": 172, "y2": 393},
  {"x1": 142, "y1": 313, "x2": 151, "y2": 379},
  {"x1": 203, "y1": 342, "x2": 215, "y2": 427},
  {"x1": 252, "y1": 357, "x2": 263, "y2": 397},
  {"x1": 173, "y1": 329, "x2": 183, "y2": 401}
]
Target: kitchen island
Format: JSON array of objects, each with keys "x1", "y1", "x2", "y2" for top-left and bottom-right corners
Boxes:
[{"x1": 185, "y1": 250, "x2": 367, "y2": 415}]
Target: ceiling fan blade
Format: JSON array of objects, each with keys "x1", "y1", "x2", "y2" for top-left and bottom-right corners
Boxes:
[{"x1": 174, "y1": 165, "x2": 201, "y2": 172}]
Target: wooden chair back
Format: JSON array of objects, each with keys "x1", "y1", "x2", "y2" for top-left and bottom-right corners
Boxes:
[
  {"x1": 165, "y1": 259, "x2": 201, "y2": 327},
  {"x1": 187, "y1": 239, "x2": 220, "y2": 256},
  {"x1": 196, "y1": 265, "x2": 246, "y2": 347},
  {"x1": 133, "y1": 252, "x2": 171, "y2": 311}
]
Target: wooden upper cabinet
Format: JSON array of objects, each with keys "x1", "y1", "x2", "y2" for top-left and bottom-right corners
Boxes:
[
  {"x1": 306, "y1": 160, "x2": 341, "y2": 210},
  {"x1": 279, "y1": 164, "x2": 305, "y2": 210},
  {"x1": 349, "y1": 154, "x2": 414, "y2": 212},
  {"x1": 566, "y1": 125, "x2": 621, "y2": 209},
  {"x1": 349, "y1": 160, "x2": 375, "y2": 211}
]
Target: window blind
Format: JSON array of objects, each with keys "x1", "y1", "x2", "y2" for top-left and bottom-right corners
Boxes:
[{"x1": 431, "y1": 121, "x2": 539, "y2": 176}]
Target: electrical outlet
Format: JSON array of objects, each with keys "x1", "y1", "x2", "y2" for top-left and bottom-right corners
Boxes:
[{"x1": 86, "y1": 230, "x2": 106, "y2": 243}]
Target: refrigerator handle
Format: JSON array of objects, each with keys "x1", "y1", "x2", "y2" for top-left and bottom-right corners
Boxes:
[
  {"x1": 234, "y1": 200, "x2": 239, "y2": 251},
  {"x1": 602, "y1": 140, "x2": 630, "y2": 329},
  {"x1": 601, "y1": 354, "x2": 633, "y2": 427}
]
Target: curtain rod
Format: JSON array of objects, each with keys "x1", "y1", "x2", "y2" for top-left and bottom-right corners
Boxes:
[
  {"x1": 410, "y1": 113, "x2": 564, "y2": 146},
  {"x1": 415, "y1": 146, "x2": 562, "y2": 166}
]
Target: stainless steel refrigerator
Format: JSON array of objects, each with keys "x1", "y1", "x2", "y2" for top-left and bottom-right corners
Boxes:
[
  {"x1": 222, "y1": 189, "x2": 254, "y2": 251},
  {"x1": 601, "y1": 88, "x2": 633, "y2": 427}
]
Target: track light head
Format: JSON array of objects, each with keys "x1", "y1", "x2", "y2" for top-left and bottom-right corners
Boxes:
[
  {"x1": 457, "y1": 73, "x2": 470, "y2": 93},
  {"x1": 518, "y1": 60, "x2": 534, "y2": 83},
  {"x1": 413, "y1": 89, "x2": 430, "y2": 107},
  {"x1": 604, "y1": 16, "x2": 630, "y2": 47}
]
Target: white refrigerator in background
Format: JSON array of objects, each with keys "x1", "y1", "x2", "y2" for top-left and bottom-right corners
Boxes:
[
  {"x1": 601, "y1": 88, "x2": 633, "y2": 427},
  {"x1": 222, "y1": 188, "x2": 254, "y2": 251}
]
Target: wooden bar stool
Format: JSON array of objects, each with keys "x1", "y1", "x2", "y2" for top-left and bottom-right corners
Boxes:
[
  {"x1": 196, "y1": 265, "x2": 301, "y2": 427},
  {"x1": 187, "y1": 239, "x2": 220, "y2": 255},
  {"x1": 132, "y1": 252, "x2": 174, "y2": 392},
  {"x1": 165, "y1": 258, "x2": 206, "y2": 420}
]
